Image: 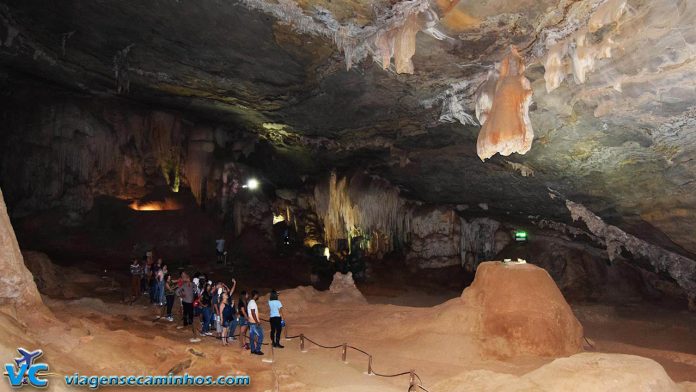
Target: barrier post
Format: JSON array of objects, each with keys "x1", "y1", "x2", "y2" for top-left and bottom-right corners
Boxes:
[
  {"x1": 300, "y1": 334, "x2": 305, "y2": 352},
  {"x1": 367, "y1": 355, "x2": 373, "y2": 375},
  {"x1": 262, "y1": 342, "x2": 274, "y2": 363},
  {"x1": 341, "y1": 343, "x2": 347, "y2": 362},
  {"x1": 408, "y1": 370, "x2": 416, "y2": 391}
]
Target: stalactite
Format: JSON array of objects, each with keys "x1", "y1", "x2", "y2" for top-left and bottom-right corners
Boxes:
[
  {"x1": 544, "y1": 42, "x2": 568, "y2": 93},
  {"x1": 149, "y1": 112, "x2": 183, "y2": 192},
  {"x1": 460, "y1": 217, "x2": 500, "y2": 272},
  {"x1": 475, "y1": 47, "x2": 534, "y2": 161},
  {"x1": 391, "y1": 12, "x2": 421, "y2": 74},
  {"x1": 588, "y1": 0, "x2": 628, "y2": 33},
  {"x1": 113, "y1": 44, "x2": 134, "y2": 94},
  {"x1": 314, "y1": 172, "x2": 406, "y2": 256},
  {"x1": 240, "y1": 0, "x2": 433, "y2": 74},
  {"x1": 475, "y1": 69, "x2": 498, "y2": 126},
  {"x1": 184, "y1": 127, "x2": 215, "y2": 205},
  {"x1": 542, "y1": 0, "x2": 627, "y2": 92}
]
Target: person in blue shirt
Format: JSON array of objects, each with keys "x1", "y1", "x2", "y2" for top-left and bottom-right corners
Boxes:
[{"x1": 268, "y1": 290, "x2": 285, "y2": 348}]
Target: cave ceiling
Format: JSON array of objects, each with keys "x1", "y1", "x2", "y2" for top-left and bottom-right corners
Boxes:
[{"x1": 1, "y1": 0, "x2": 696, "y2": 257}]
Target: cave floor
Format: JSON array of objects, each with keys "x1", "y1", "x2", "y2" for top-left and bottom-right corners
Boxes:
[{"x1": 23, "y1": 266, "x2": 696, "y2": 392}]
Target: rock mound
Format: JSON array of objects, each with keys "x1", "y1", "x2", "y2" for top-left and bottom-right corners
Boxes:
[
  {"x1": 461, "y1": 261, "x2": 583, "y2": 358},
  {"x1": 22, "y1": 251, "x2": 106, "y2": 299},
  {"x1": 329, "y1": 272, "x2": 367, "y2": 303},
  {"x1": 432, "y1": 353, "x2": 679, "y2": 392}
]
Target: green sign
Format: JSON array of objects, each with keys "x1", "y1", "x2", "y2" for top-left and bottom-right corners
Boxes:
[{"x1": 514, "y1": 230, "x2": 528, "y2": 241}]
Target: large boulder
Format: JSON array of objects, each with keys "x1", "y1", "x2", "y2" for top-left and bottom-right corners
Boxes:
[{"x1": 461, "y1": 261, "x2": 583, "y2": 358}]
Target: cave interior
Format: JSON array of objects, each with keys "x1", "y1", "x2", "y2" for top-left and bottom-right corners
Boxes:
[{"x1": 1, "y1": 0, "x2": 696, "y2": 390}]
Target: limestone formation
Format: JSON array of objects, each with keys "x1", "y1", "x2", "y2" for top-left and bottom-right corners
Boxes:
[
  {"x1": 460, "y1": 261, "x2": 583, "y2": 358},
  {"x1": 0, "y1": 189, "x2": 43, "y2": 309},
  {"x1": 475, "y1": 47, "x2": 534, "y2": 160}
]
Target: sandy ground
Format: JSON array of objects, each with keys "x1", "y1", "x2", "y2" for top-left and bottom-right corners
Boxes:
[{"x1": 3, "y1": 262, "x2": 696, "y2": 391}]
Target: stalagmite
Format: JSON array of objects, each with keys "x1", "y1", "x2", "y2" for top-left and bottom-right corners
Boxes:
[{"x1": 475, "y1": 47, "x2": 534, "y2": 161}]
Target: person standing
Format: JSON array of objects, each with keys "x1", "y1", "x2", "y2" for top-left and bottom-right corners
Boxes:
[
  {"x1": 226, "y1": 279, "x2": 237, "y2": 341},
  {"x1": 200, "y1": 283, "x2": 213, "y2": 336},
  {"x1": 129, "y1": 258, "x2": 142, "y2": 302},
  {"x1": 268, "y1": 290, "x2": 285, "y2": 348},
  {"x1": 155, "y1": 265, "x2": 165, "y2": 306},
  {"x1": 215, "y1": 237, "x2": 225, "y2": 264},
  {"x1": 219, "y1": 292, "x2": 235, "y2": 346},
  {"x1": 164, "y1": 274, "x2": 176, "y2": 321},
  {"x1": 177, "y1": 273, "x2": 194, "y2": 327},
  {"x1": 237, "y1": 290, "x2": 250, "y2": 350},
  {"x1": 247, "y1": 290, "x2": 264, "y2": 355}
]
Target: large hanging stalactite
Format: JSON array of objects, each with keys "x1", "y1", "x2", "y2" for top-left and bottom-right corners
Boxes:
[{"x1": 475, "y1": 46, "x2": 534, "y2": 161}]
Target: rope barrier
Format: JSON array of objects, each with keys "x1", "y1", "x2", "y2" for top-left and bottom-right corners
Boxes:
[{"x1": 188, "y1": 316, "x2": 429, "y2": 391}]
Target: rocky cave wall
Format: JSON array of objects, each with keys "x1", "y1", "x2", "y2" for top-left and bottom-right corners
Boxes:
[
  {"x1": 0, "y1": 87, "x2": 280, "y2": 261},
  {"x1": 274, "y1": 171, "x2": 694, "y2": 306},
  {"x1": 0, "y1": 90, "x2": 258, "y2": 222}
]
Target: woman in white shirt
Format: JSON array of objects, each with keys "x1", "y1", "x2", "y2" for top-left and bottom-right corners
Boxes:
[{"x1": 268, "y1": 290, "x2": 285, "y2": 348}]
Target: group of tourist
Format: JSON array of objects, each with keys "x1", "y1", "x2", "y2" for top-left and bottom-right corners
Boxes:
[{"x1": 129, "y1": 254, "x2": 285, "y2": 356}]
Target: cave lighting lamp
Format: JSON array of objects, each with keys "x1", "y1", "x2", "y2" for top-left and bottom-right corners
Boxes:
[{"x1": 243, "y1": 178, "x2": 260, "y2": 190}]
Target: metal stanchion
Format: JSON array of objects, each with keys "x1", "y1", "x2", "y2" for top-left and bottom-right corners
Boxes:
[
  {"x1": 366, "y1": 355, "x2": 373, "y2": 375},
  {"x1": 408, "y1": 370, "x2": 416, "y2": 391},
  {"x1": 262, "y1": 341, "x2": 274, "y2": 363},
  {"x1": 189, "y1": 312, "x2": 201, "y2": 343},
  {"x1": 300, "y1": 334, "x2": 306, "y2": 352},
  {"x1": 341, "y1": 343, "x2": 347, "y2": 363}
]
